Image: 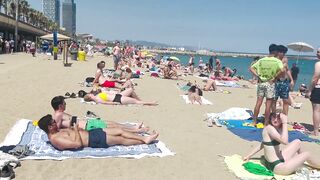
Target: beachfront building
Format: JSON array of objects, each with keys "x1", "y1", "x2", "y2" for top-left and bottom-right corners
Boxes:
[
  {"x1": 42, "y1": 0, "x2": 60, "y2": 26},
  {"x1": 62, "y1": 0, "x2": 76, "y2": 35}
]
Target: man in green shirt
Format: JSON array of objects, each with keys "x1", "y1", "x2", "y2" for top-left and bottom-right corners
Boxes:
[{"x1": 250, "y1": 44, "x2": 284, "y2": 125}]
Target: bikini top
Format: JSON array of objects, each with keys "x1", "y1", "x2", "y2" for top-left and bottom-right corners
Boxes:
[
  {"x1": 98, "y1": 92, "x2": 108, "y2": 102},
  {"x1": 262, "y1": 140, "x2": 280, "y2": 146}
]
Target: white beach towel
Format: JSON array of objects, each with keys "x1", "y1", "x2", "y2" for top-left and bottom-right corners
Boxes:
[
  {"x1": 207, "y1": 107, "x2": 253, "y2": 121},
  {"x1": 80, "y1": 98, "x2": 97, "y2": 105},
  {"x1": 181, "y1": 95, "x2": 213, "y2": 105},
  {"x1": 0, "y1": 119, "x2": 174, "y2": 160},
  {"x1": 194, "y1": 75, "x2": 209, "y2": 80}
]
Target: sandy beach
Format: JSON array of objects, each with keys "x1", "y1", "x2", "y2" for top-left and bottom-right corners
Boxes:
[{"x1": 0, "y1": 53, "x2": 319, "y2": 180}]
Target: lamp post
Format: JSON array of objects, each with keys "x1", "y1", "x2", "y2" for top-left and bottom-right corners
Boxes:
[{"x1": 14, "y1": 0, "x2": 19, "y2": 52}]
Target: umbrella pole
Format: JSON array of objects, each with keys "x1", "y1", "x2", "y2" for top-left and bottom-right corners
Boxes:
[{"x1": 295, "y1": 51, "x2": 301, "y2": 65}]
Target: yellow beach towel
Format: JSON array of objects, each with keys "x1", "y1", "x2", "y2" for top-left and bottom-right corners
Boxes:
[{"x1": 224, "y1": 154, "x2": 294, "y2": 180}]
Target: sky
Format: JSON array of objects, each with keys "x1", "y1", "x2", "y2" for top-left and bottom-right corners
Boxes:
[{"x1": 28, "y1": 0, "x2": 320, "y2": 54}]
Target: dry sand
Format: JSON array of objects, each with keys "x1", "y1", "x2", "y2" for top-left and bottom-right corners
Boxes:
[{"x1": 0, "y1": 53, "x2": 319, "y2": 180}]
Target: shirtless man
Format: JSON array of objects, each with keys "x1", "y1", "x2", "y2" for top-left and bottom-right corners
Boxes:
[
  {"x1": 306, "y1": 48, "x2": 320, "y2": 136},
  {"x1": 51, "y1": 96, "x2": 148, "y2": 133},
  {"x1": 93, "y1": 61, "x2": 133, "y2": 89},
  {"x1": 222, "y1": 66, "x2": 234, "y2": 77},
  {"x1": 113, "y1": 41, "x2": 121, "y2": 70},
  {"x1": 38, "y1": 114, "x2": 159, "y2": 151},
  {"x1": 272, "y1": 45, "x2": 294, "y2": 116},
  {"x1": 215, "y1": 56, "x2": 222, "y2": 72}
]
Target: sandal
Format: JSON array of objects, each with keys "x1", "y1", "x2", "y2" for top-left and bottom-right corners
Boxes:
[
  {"x1": 69, "y1": 93, "x2": 77, "y2": 98},
  {"x1": 65, "y1": 92, "x2": 71, "y2": 97}
]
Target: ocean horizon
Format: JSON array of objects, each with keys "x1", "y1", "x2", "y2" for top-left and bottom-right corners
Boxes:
[{"x1": 163, "y1": 54, "x2": 317, "y2": 91}]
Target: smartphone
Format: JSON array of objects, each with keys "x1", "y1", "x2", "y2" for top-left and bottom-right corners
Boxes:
[{"x1": 71, "y1": 116, "x2": 77, "y2": 126}]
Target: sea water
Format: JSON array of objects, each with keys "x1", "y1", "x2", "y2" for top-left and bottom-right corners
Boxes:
[{"x1": 165, "y1": 54, "x2": 317, "y2": 91}]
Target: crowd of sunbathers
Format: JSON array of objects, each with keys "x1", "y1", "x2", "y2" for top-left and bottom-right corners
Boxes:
[{"x1": 35, "y1": 42, "x2": 320, "y2": 177}]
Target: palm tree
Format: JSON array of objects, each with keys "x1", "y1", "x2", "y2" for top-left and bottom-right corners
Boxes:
[
  {"x1": 19, "y1": 0, "x2": 29, "y2": 22},
  {"x1": 9, "y1": 1, "x2": 15, "y2": 17},
  {"x1": 0, "y1": 0, "x2": 3, "y2": 13}
]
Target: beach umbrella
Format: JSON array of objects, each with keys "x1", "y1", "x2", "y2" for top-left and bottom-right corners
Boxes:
[
  {"x1": 40, "y1": 33, "x2": 71, "y2": 41},
  {"x1": 287, "y1": 42, "x2": 314, "y2": 64},
  {"x1": 169, "y1": 56, "x2": 180, "y2": 62}
]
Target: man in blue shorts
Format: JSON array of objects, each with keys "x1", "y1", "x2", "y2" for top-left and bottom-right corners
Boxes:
[
  {"x1": 273, "y1": 45, "x2": 294, "y2": 116},
  {"x1": 38, "y1": 114, "x2": 159, "y2": 150}
]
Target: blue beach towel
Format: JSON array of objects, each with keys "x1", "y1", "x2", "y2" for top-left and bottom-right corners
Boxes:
[{"x1": 228, "y1": 128, "x2": 320, "y2": 143}]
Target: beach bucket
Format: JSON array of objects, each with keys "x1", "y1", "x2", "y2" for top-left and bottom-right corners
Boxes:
[{"x1": 78, "y1": 51, "x2": 86, "y2": 61}]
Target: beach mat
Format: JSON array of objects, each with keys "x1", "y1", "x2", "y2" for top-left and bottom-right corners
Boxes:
[
  {"x1": 0, "y1": 119, "x2": 174, "y2": 160},
  {"x1": 216, "y1": 80, "x2": 241, "y2": 88},
  {"x1": 227, "y1": 127, "x2": 320, "y2": 143},
  {"x1": 181, "y1": 95, "x2": 213, "y2": 105},
  {"x1": 224, "y1": 154, "x2": 294, "y2": 180}
]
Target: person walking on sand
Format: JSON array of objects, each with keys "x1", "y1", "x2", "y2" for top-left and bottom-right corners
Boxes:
[
  {"x1": 113, "y1": 41, "x2": 121, "y2": 70},
  {"x1": 306, "y1": 48, "x2": 320, "y2": 136},
  {"x1": 208, "y1": 55, "x2": 214, "y2": 72},
  {"x1": 188, "y1": 55, "x2": 195, "y2": 74},
  {"x1": 290, "y1": 63, "x2": 300, "y2": 90},
  {"x1": 38, "y1": 114, "x2": 159, "y2": 151},
  {"x1": 249, "y1": 44, "x2": 284, "y2": 126}
]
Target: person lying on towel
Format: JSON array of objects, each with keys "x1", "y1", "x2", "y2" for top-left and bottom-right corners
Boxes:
[
  {"x1": 83, "y1": 88, "x2": 158, "y2": 106},
  {"x1": 38, "y1": 114, "x2": 159, "y2": 151},
  {"x1": 243, "y1": 113, "x2": 320, "y2": 175},
  {"x1": 51, "y1": 96, "x2": 149, "y2": 133}
]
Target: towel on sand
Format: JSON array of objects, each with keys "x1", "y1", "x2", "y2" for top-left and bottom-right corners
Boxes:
[
  {"x1": 207, "y1": 107, "x2": 253, "y2": 121},
  {"x1": 227, "y1": 128, "x2": 320, "y2": 143},
  {"x1": 80, "y1": 98, "x2": 97, "y2": 104},
  {"x1": 224, "y1": 154, "x2": 294, "y2": 180},
  {"x1": 0, "y1": 119, "x2": 174, "y2": 160},
  {"x1": 181, "y1": 95, "x2": 213, "y2": 105}
]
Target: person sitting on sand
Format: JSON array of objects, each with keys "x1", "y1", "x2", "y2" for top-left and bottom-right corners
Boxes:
[
  {"x1": 188, "y1": 85, "x2": 203, "y2": 105},
  {"x1": 203, "y1": 79, "x2": 218, "y2": 91},
  {"x1": 51, "y1": 96, "x2": 149, "y2": 132},
  {"x1": 38, "y1": 114, "x2": 159, "y2": 151},
  {"x1": 222, "y1": 66, "x2": 236, "y2": 77},
  {"x1": 163, "y1": 64, "x2": 179, "y2": 80},
  {"x1": 83, "y1": 87, "x2": 158, "y2": 106},
  {"x1": 93, "y1": 61, "x2": 133, "y2": 89},
  {"x1": 243, "y1": 113, "x2": 320, "y2": 175}
]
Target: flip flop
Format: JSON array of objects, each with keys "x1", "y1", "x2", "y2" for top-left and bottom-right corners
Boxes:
[{"x1": 65, "y1": 92, "x2": 71, "y2": 97}]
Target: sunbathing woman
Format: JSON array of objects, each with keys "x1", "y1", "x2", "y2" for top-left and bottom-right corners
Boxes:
[
  {"x1": 243, "y1": 113, "x2": 320, "y2": 175},
  {"x1": 93, "y1": 61, "x2": 133, "y2": 89},
  {"x1": 188, "y1": 85, "x2": 203, "y2": 105},
  {"x1": 83, "y1": 88, "x2": 158, "y2": 106},
  {"x1": 203, "y1": 79, "x2": 218, "y2": 91}
]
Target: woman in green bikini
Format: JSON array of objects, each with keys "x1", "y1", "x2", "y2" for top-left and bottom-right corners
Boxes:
[{"x1": 243, "y1": 113, "x2": 320, "y2": 175}]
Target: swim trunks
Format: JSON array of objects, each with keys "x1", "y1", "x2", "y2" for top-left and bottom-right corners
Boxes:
[
  {"x1": 275, "y1": 79, "x2": 290, "y2": 100},
  {"x1": 88, "y1": 129, "x2": 109, "y2": 148},
  {"x1": 310, "y1": 87, "x2": 320, "y2": 104},
  {"x1": 102, "y1": 80, "x2": 116, "y2": 88},
  {"x1": 257, "y1": 81, "x2": 275, "y2": 99},
  {"x1": 113, "y1": 94, "x2": 122, "y2": 103},
  {"x1": 85, "y1": 118, "x2": 107, "y2": 131}
]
